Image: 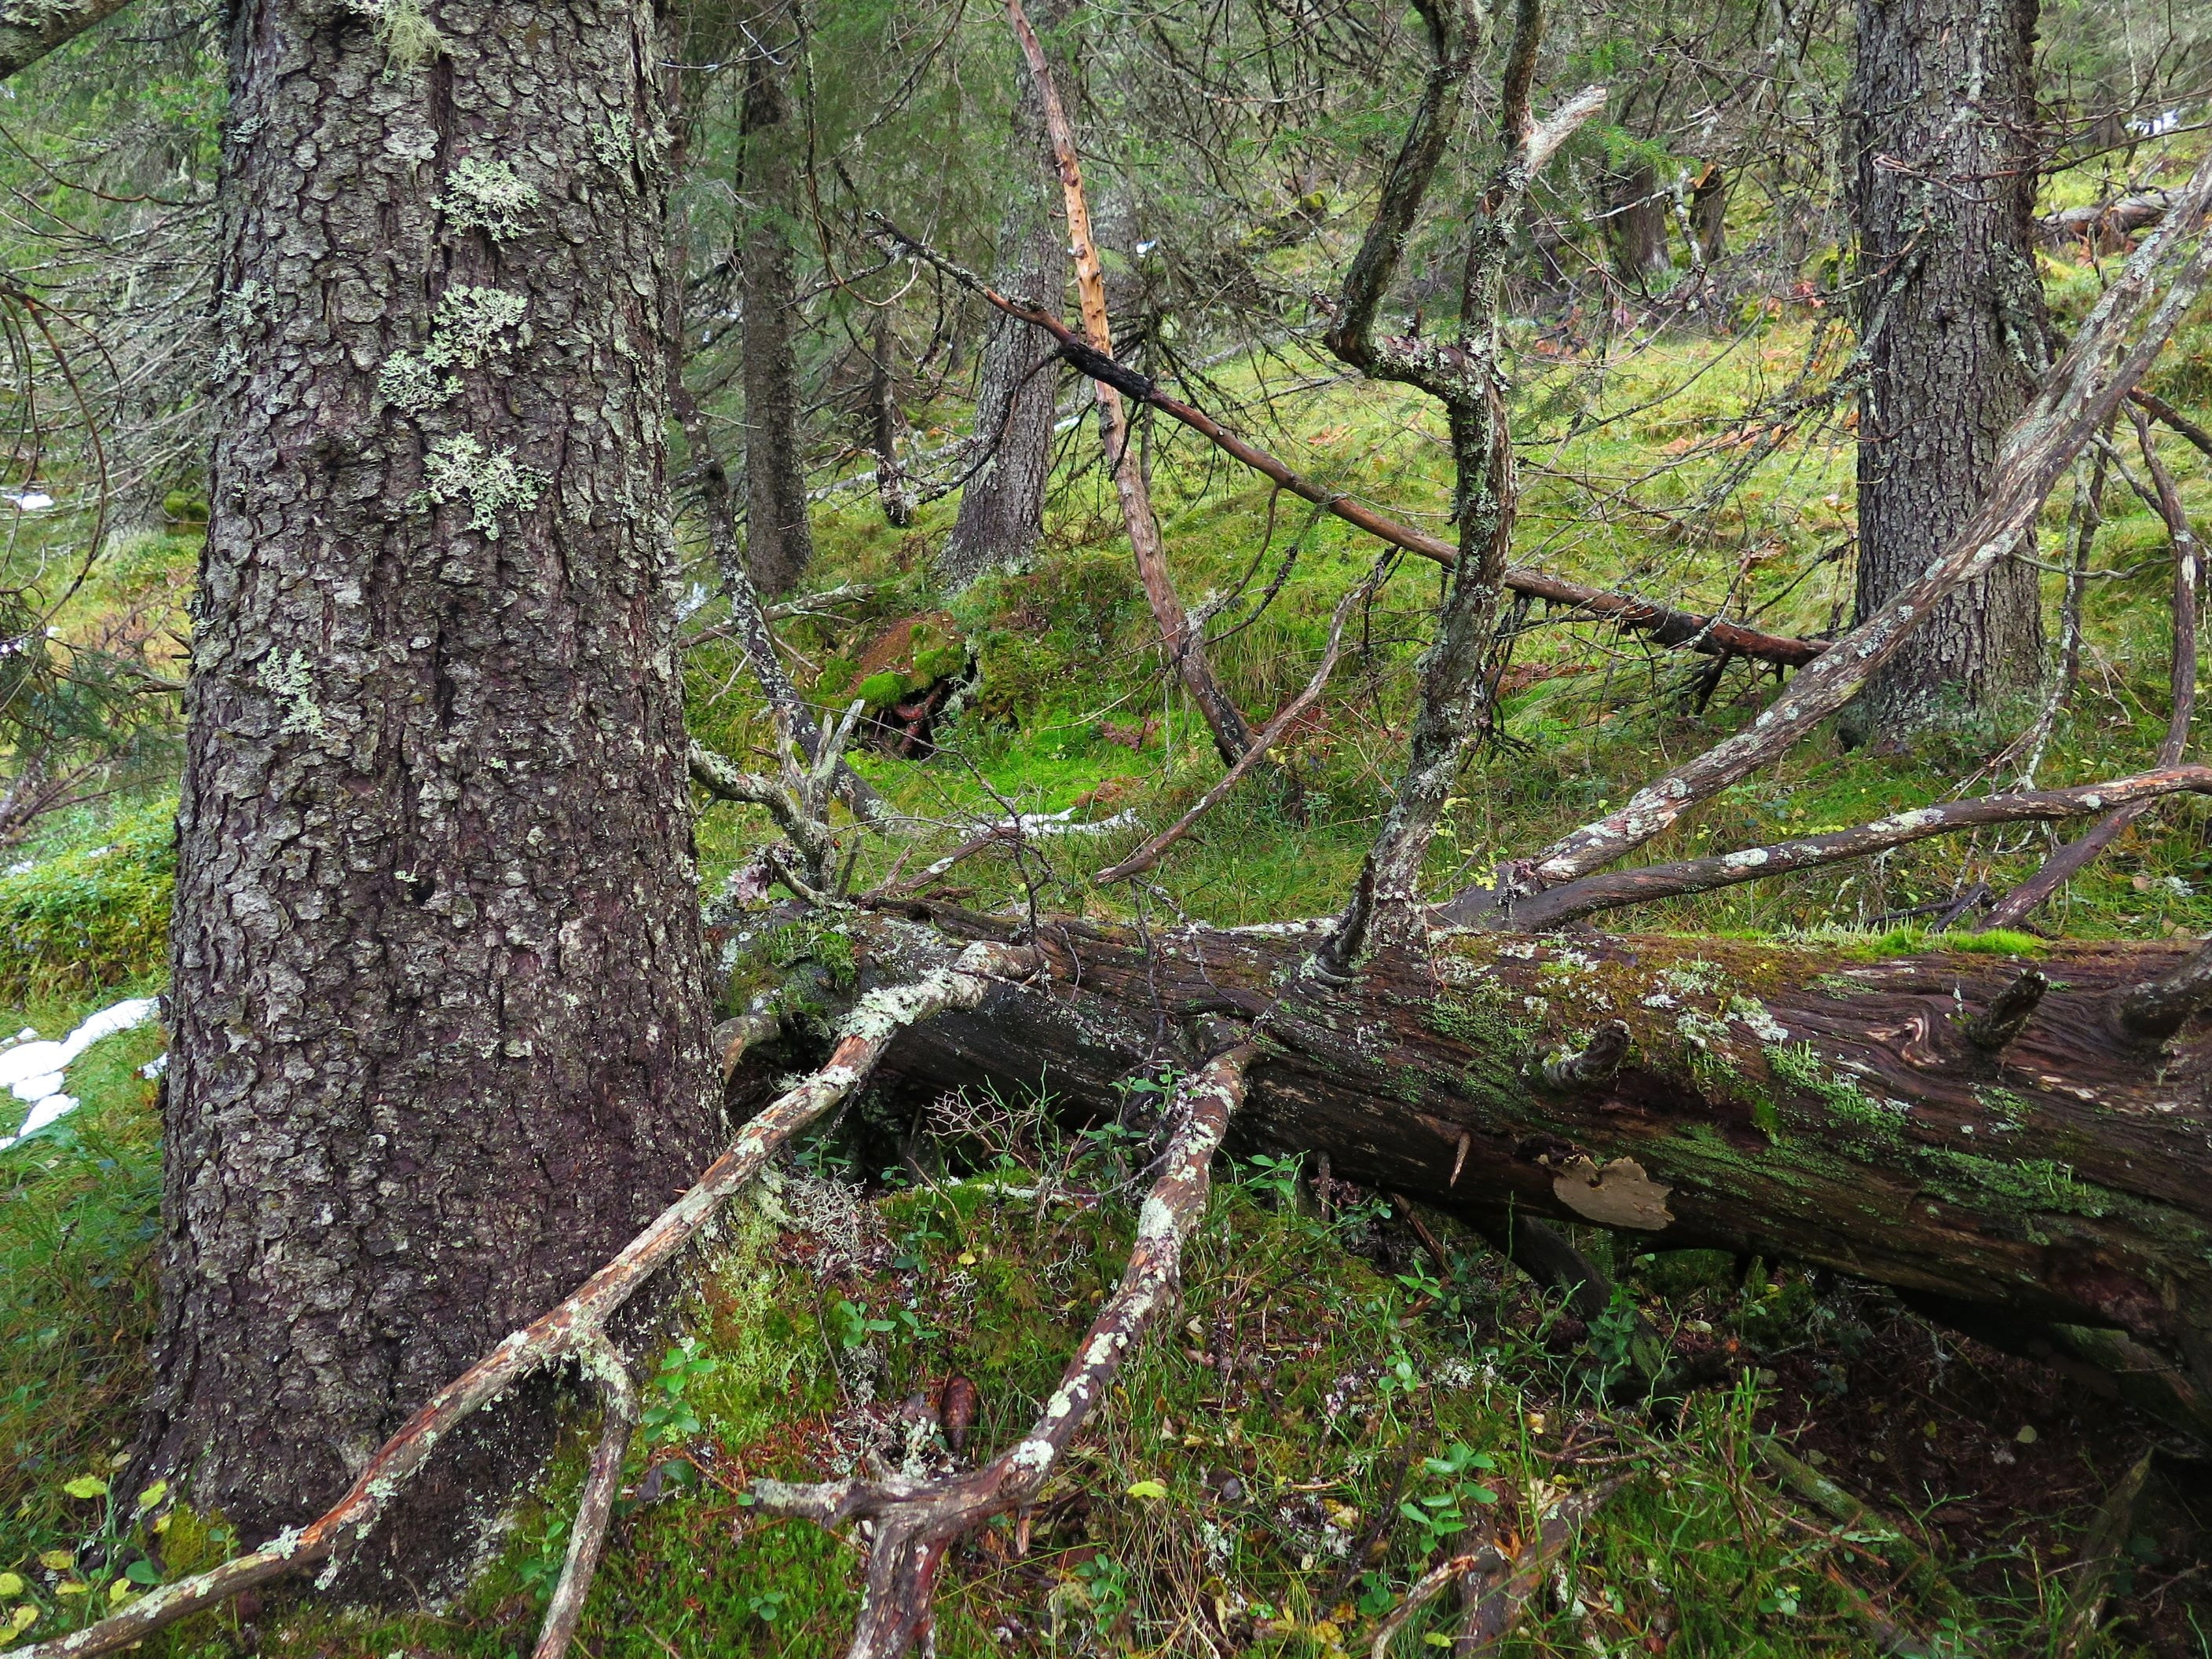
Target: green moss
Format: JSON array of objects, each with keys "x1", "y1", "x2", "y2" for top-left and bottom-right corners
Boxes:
[
  {"x1": 856, "y1": 671, "x2": 910, "y2": 711},
  {"x1": 1763, "y1": 1042, "x2": 1896, "y2": 1135},
  {"x1": 0, "y1": 800, "x2": 174, "y2": 1002},
  {"x1": 1918, "y1": 1149, "x2": 2115, "y2": 1218}
]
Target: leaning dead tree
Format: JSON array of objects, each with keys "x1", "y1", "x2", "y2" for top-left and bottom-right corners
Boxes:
[{"x1": 30, "y1": 14, "x2": 2212, "y2": 1659}]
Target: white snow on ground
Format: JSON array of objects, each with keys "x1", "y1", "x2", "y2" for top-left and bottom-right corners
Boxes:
[{"x1": 0, "y1": 997, "x2": 159, "y2": 1151}]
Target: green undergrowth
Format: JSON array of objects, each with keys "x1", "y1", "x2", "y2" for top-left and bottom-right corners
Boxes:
[
  {"x1": 0, "y1": 985, "x2": 165, "y2": 1604},
  {"x1": 684, "y1": 290, "x2": 2212, "y2": 945},
  {"x1": 9, "y1": 1105, "x2": 2135, "y2": 1658}
]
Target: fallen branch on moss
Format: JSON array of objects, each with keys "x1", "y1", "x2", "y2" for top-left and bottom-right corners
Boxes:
[
  {"x1": 16, "y1": 942, "x2": 1041, "y2": 1659},
  {"x1": 1455, "y1": 764, "x2": 2212, "y2": 931},
  {"x1": 749, "y1": 1043, "x2": 1254, "y2": 1659},
  {"x1": 1522, "y1": 144, "x2": 2212, "y2": 893},
  {"x1": 866, "y1": 215, "x2": 1826, "y2": 672}
]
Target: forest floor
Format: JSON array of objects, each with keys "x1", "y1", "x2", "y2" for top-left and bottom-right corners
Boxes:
[{"x1": 2, "y1": 259, "x2": 2212, "y2": 1655}]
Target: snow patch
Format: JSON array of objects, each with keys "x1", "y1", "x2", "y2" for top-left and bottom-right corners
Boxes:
[{"x1": 0, "y1": 997, "x2": 159, "y2": 1151}]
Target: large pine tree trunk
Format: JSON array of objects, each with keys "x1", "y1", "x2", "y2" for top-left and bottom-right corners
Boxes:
[
  {"x1": 137, "y1": 0, "x2": 720, "y2": 1577},
  {"x1": 838, "y1": 907, "x2": 2212, "y2": 1390},
  {"x1": 738, "y1": 5, "x2": 816, "y2": 597},
  {"x1": 1846, "y1": 0, "x2": 2045, "y2": 735}
]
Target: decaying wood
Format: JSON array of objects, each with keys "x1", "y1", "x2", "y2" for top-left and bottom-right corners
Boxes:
[
  {"x1": 18, "y1": 943, "x2": 1041, "y2": 1659},
  {"x1": 2054, "y1": 1452, "x2": 2155, "y2": 1657},
  {"x1": 861, "y1": 906, "x2": 2212, "y2": 1382},
  {"x1": 750, "y1": 1044, "x2": 1254, "y2": 1659},
  {"x1": 1005, "y1": 0, "x2": 1257, "y2": 767},
  {"x1": 1368, "y1": 1479, "x2": 1620, "y2": 1657}
]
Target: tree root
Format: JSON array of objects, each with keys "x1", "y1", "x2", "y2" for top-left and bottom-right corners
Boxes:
[
  {"x1": 19, "y1": 942, "x2": 1041, "y2": 1659},
  {"x1": 750, "y1": 1042, "x2": 1255, "y2": 1659}
]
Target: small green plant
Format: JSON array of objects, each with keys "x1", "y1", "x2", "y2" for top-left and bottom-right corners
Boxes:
[
  {"x1": 825, "y1": 1297, "x2": 894, "y2": 1351},
  {"x1": 641, "y1": 1336, "x2": 719, "y2": 1446},
  {"x1": 1401, "y1": 1442, "x2": 1499, "y2": 1556},
  {"x1": 1243, "y1": 1150, "x2": 1304, "y2": 1208}
]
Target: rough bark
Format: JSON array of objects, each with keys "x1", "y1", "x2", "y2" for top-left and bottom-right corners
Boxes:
[
  {"x1": 738, "y1": 4, "x2": 815, "y2": 595},
  {"x1": 1600, "y1": 162, "x2": 1669, "y2": 284},
  {"x1": 0, "y1": 0, "x2": 135, "y2": 81},
  {"x1": 1845, "y1": 0, "x2": 2045, "y2": 737},
  {"x1": 859, "y1": 906, "x2": 2212, "y2": 1387},
  {"x1": 939, "y1": 19, "x2": 1063, "y2": 591},
  {"x1": 137, "y1": 0, "x2": 720, "y2": 1580}
]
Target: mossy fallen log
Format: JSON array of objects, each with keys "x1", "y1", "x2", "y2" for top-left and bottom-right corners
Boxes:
[{"x1": 823, "y1": 906, "x2": 2212, "y2": 1401}]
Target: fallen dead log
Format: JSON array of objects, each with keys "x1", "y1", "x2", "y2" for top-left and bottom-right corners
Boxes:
[{"x1": 856, "y1": 906, "x2": 2212, "y2": 1388}]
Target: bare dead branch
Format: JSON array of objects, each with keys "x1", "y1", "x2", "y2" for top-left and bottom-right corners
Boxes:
[
  {"x1": 1369, "y1": 1479, "x2": 1621, "y2": 1658},
  {"x1": 1005, "y1": 0, "x2": 1257, "y2": 767},
  {"x1": 529, "y1": 1336, "x2": 638, "y2": 1659},
  {"x1": 17, "y1": 943, "x2": 1042, "y2": 1659},
  {"x1": 870, "y1": 215, "x2": 1821, "y2": 671},
  {"x1": 2129, "y1": 387, "x2": 2212, "y2": 464},
  {"x1": 1095, "y1": 554, "x2": 1390, "y2": 882},
  {"x1": 1453, "y1": 1479, "x2": 1622, "y2": 1651},
  {"x1": 1514, "y1": 147, "x2": 2212, "y2": 899},
  {"x1": 1471, "y1": 765, "x2": 2212, "y2": 931},
  {"x1": 749, "y1": 1043, "x2": 1254, "y2": 1659},
  {"x1": 1983, "y1": 408, "x2": 2200, "y2": 928}
]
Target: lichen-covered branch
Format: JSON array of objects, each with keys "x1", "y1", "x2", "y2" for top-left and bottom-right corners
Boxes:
[
  {"x1": 1319, "y1": 0, "x2": 1602, "y2": 972},
  {"x1": 1982, "y1": 408, "x2": 2201, "y2": 928},
  {"x1": 750, "y1": 1043, "x2": 1254, "y2": 1659},
  {"x1": 0, "y1": 0, "x2": 137, "y2": 81},
  {"x1": 529, "y1": 1336, "x2": 637, "y2": 1659},
  {"x1": 1520, "y1": 145, "x2": 2212, "y2": 893},
  {"x1": 672, "y1": 386, "x2": 891, "y2": 827},
  {"x1": 690, "y1": 700, "x2": 869, "y2": 895},
  {"x1": 1470, "y1": 766, "x2": 2212, "y2": 931},
  {"x1": 17, "y1": 942, "x2": 1041, "y2": 1659}
]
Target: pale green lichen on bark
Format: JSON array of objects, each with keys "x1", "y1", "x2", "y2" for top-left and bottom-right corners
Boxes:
[
  {"x1": 256, "y1": 649, "x2": 326, "y2": 739},
  {"x1": 436, "y1": 156, "x2": 539, "y2": 239},
  {"x1": 377, "y1": 287, "x2": 527, "y2": 415},
  {"x1": 345, "y1": 0, "x2": 447, "y2": 75},
  {"x1": 419, "y1": 434, "x2": 546, "y2": 538}
]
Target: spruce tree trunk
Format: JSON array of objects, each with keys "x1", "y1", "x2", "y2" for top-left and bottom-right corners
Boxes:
[
  {"x1": 1846, "y1": 0, "x2": 2045, "y2": 736},
  {"x1": 939, "y1": 11, "x2": 1064, "y2": 592},
  {"x1": 136, "y1": 0, "x2": 720, "y2": 1581},
  {"x1": 738, "y1": 5, "x2": 815, "y2": 596}
]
